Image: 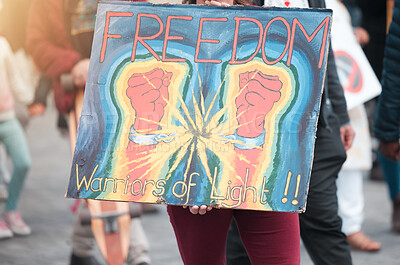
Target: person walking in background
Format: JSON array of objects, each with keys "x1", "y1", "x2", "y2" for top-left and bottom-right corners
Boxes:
[
  {"x1": 336, "y1": 106, "x2": 381, "y2": 250},
  {"x1": 328, "y1": 0, "x2": 381, "y2": 251},
  {"x1": 374, "y1": 0, "x2": 400, "y2": 234},
  {"x1": 0, "y1": 0, "x2": 45, "y2": 207},
  {"x1": 26, "y1": 1, "x2": 151, "y2": 264},
  {"x1": 0, "y1": 35, "x2": 33, "y2": 239}
]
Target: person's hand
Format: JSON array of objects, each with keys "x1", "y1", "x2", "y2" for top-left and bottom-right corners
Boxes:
[
  {"x1": 378, "y1": 141, "x2": 400, "y2": 162},
  {"x1": 353, "y1": 27, "x2": 370, "y2": 46},
  {"x1": 183, "y1": 205, "x2": 212, "y2": 215},
  {"x1": 235, "y1": 70, "x2": 282, "y2": 138},
  {"x1": 197, "y1": 0, "x2": 233, "y2": 6},
  {"x1": 28, "y1": 103, "x2": 46, "y2": 116},
  {"x1": 71, "y1": 58, "x2": 90, "y2": 88},
  {"x1": 127, "y1": 68, "x2": 172, "y2": 132},
  {"x1": 340, "y1": 124, "x2": 355, "y2": 151}
]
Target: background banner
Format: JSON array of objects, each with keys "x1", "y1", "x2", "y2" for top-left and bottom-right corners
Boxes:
[{"x1": 326, "y1": 0, "x2": 381, "y2": 110}]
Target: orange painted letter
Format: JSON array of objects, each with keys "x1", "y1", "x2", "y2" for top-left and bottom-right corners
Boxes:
[
  {"x1": 195, "y1": 17, "x2": 227, "y2": 64},
  {"x1": 132, "y1": 14, "x2": 164, "y2": 62},
  {"x1": 100, "y1": 12, "x2": 133, "y2": 63},
  {"x1": 287, "y1": 16, "x2": 330, "y2": 68},
  {"x1": 163, "y1": 15, "x2": 193, "y2": 62},
  {"x1": 229, "y1": 17, "x2": 263, "y2": 64}
]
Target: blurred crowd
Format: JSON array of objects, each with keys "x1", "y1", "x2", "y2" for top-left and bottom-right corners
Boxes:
[{"x1": 0, "y1": 0, "x2": 399, "y2": 265}]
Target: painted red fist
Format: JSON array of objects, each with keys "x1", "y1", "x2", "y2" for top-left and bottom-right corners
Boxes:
[
  {"x1": 235, "y1": 70, "x2": 282, "y2": 138},
  {"x1": 126, "y1": 68, "x2": 172, "y2": 131}
]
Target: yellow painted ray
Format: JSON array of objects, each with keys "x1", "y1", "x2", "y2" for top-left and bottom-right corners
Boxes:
[
  {"x1": 200, "y1": 91, "x2": 206, "y2": 116},
  {"x1": 161, "y1": 95, "x2": 190, "y2": 131},
  {"x1": 183, "y1": 142, "x2": 195, "y2": 183},
  {"x1": 236, "y1": 153, "x2": 259, "y2": 169},
  {"x1": 210, "y1": 113, "x2": 261, "y2": 136},
  {"x1": 206, "y1": 74, "x2": 268, "y2": 135},
  {"x1": 128, "y1": 137, "x2": 192, "y2": 180},
  {"x1": 204, "y1": 76, "x2": 250, "y2": 134},
  {"x1": 204, "y1": 70, "x2": 230, "y2": 123},
  {"x1": 122, "y1": 130, "x2": 192, "y2": 169},
  {"x1": 237, "y1": 153, "x2": 251, "y2": 164},
  {"x1": 196, "y1": 137, "x2": 213, "y2": 183},
  {"x1": 119, "y1": 144, "x2": 165, "y2": 168},
  {"x1": 191, "y1": 87, "x2": 204, "y2": 129},
  {"x1": 205, "y1": 138, "x2": 253, "y2": 186},
  {"x1": 196, "y1": 137, "x2": 234, "y2": 195},
  {"x1": 202, "y1": 138, "x2": 237, "y2": 173},
  {"x1": 133, "y1": 118, "x2": 169, "y2": 131},
  {"x1": 204, "y1": 104, "x2": 230, "y2": 134},
  {"x1": 120, "y1": 153, "x2": 153, "y2": 169},
  {"x1": 163, "y1": 137, "x2": 195, "y2": 181},
  {"x1": 136, "y1": 125, "x2": 188, "y2": 136},
  {"x1": 125, "y1": 134, "x2": 192, "y2": 174},
  {"x1": 208, "y1": 113, "x2": 252, "y2": 136},
  {"x1": 202, "y1": 45, "x2": 244, "y2": 124},
  {"x1": 142, "y1": 72, "x2": 158, "y2": 90},
  {"x1": 177, "y1": 95, "x2": 197, "y2": 130},
  {"x1": 195, "y1": 63, "x2": 202, "y2": 89},
  {"x1": 211, "y1": 135, "x2": 263, "y2": 150},
  {"x1": 237, "y1": 69, "x2": 259, "y2": 92}
]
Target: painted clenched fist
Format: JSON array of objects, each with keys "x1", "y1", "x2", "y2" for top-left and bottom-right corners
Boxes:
[
  {"x1": 235, "y1": 70, "x2": 282, "y2": 138},
  {"x1": 126, "y1": 68, "x2": 172, "y2": 131}
]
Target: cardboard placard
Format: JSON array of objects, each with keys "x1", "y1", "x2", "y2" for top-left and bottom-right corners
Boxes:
[{"x1": 66, "y1": 1, "x2": 332, "y2": 212}]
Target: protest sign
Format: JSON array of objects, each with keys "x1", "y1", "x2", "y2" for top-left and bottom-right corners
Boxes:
[
  {"x1": 66, "y1": 1, "x2": 332, "y2": 212},
  {"x1": 326, "y1": 0, "x2": 381, "y2": 110}
]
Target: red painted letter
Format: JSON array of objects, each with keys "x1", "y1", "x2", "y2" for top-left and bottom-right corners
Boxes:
[
  {"x1": 100, "y1": 12, "x2": 133, "y2": 63},
  {"x1": 132, "y1": 14, "x2": 164, "y2": 62},
  {"x1": 262, "y1": 17, "x2": 291, "y2": 65},
  {"x1": 195, "y1": 18, "x2": 227, "y2": 64},
  {"x1": 287, "y1": 16, "x2": 330, "y2": 68},
  {"x1": 163, "y1": 16, "x2": 193, "y2": 62},
  {"x1": 229, "y1": 17, "x2": 263, "y2": 64}
]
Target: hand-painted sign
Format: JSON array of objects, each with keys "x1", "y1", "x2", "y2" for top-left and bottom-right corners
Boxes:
[{"x1": 66, "y1": 1, "x2": 332, "y2": 212}]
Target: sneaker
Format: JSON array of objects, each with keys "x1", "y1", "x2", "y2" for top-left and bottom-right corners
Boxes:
[
  {"x1": 347, "y1": 231, "x2": 381, "y2": 252},
  {"x1": 4, "y1": 211, "x2": 31, "y2": 236},
  {"x1": 0, "y1": 219, "x2": 13, "y2": 239}
]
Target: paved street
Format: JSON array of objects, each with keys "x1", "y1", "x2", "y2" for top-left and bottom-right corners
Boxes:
[{"x1": 0, "y1": 103, "x2": 399, "y2": 265}]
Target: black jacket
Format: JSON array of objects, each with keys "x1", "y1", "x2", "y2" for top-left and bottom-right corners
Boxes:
[
  {"x1": 374, "y1": 0, "x2": 400, "y2": 142},
  {"x1": 308, "y1": 0, "x2": 350, "y2": 128}
]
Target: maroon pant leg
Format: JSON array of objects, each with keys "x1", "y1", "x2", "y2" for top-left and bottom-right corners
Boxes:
[
  {"x1": 167, "y1": 206, "x2": 233, "y2": 265},
  {"x1": 234, "y1": 210, "x2": 300, "y2": 265},
  {"x1": 168, "y1": 206, "x2": 300, "y2": 265}
]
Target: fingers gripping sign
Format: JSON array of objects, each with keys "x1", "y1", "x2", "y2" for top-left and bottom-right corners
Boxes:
[
  {"x1": 197, "y1": 0, "x2": 233, "y2": 6},
  {"x1": 183, "y1": 205, "x2": 213, "y2": 215}
]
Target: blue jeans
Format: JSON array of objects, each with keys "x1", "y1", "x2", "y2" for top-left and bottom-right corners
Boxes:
[
  {"x1": 0, "y1": 118, "x2": 31, "y2": 211},
  {"x1": 378, "y1": 152, "x2": 400, "y2": 201}
]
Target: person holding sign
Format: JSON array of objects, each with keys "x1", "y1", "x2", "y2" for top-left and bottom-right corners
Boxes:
[{"x1": 164, "y1": 1, "x2": 301, "y2": 265}]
